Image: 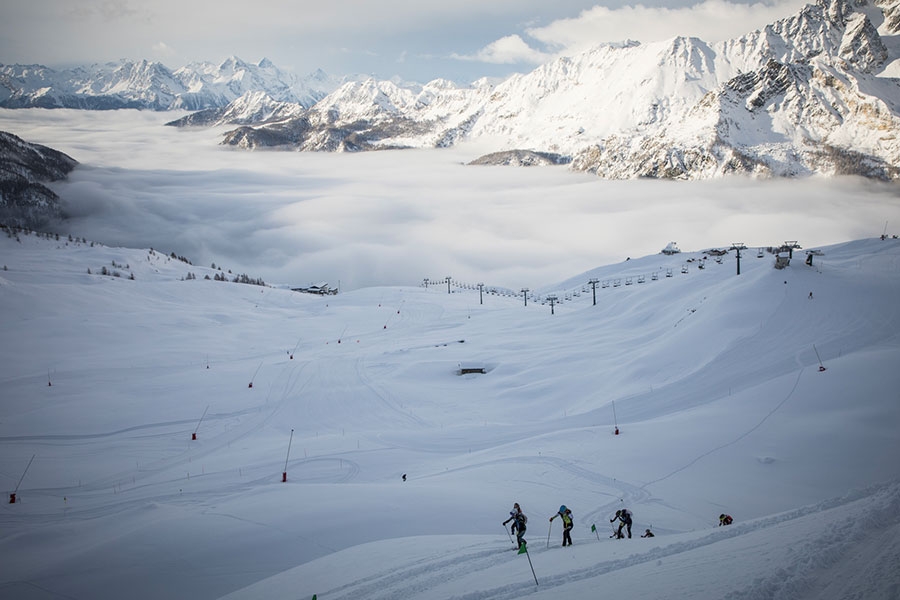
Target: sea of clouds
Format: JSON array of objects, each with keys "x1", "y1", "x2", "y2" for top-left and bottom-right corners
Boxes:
[{"x1": 2, "y1": 108, "x2": 898, "y2": 291}]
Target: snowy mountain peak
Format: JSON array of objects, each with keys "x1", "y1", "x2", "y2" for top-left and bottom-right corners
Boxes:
[{"x1": 201, "y1": 0, "x2": 897, "y2": 179}]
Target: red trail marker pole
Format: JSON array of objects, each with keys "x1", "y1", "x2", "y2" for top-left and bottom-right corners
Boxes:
[
  {"x1": 613, "y1": 401, "x2": 620, "y2": 435},
  {"x1": 249, "y1": 362, "x2": 262, "y2": 388},
  {"x1": 192, "y1": 405, "x2": 209, "y2": 440},
  {"x1": 282, "y1": 429, "x2": 294, "y2": 482},
  {"x1": 814, "y1": 344, "x2": 827, "y2": 372},
  {"x1": 10, "y1": 454, "x2": 35, "y2": 503}
]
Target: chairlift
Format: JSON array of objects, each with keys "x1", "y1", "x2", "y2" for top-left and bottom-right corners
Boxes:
[
  {"x1": 651, "y1": 272, "x2": 659, "y2": 280},
  {"x1": 637, "y1": 275, "x2": 646, "y2": 283},
  {"x1": 757, "y1": 248, "x2": 764, "y2": 258},
  {"x1": 681, "y1": 265, "x2": 688, "y2": 274},
  {"x1": 625, "y1": 277, "x2": 633, "y2": 285},
  {"x1": 602, "y1": 280, "x2": 610, "y2": 288},
  {"x1": 613, "y1": 279, "x2": 621, "y2": 287},
  {"x1": 666, "y1": 268, "x2": 673, "y2": 277}
]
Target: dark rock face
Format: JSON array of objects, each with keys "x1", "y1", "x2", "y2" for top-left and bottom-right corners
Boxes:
[
  {"x1": 468, "y1": 150, "x2": 571, "y2": 167},
  {"x1": 0, "y1": 131, "x2": 78, "y2": 228}
]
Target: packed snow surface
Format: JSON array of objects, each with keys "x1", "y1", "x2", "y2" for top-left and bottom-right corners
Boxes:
[{"x1": 1, "y1": 231, "x2": 899, "y2": 599}]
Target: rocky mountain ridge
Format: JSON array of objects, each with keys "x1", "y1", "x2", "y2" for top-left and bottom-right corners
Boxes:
[{"x1": 0, "y1": 131, "x2": 77, "y2": 228}]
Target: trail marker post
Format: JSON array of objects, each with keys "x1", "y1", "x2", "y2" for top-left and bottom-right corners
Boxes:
[
  {"x1": 613, "y1": 401, "x2": 619, "y2": 435},
  {"x1": 192, "y1": 405, "x2": 209, "y2": 440},
  {"x1": 249, "y1": 362, "x2": 262, "y2": 388},
  {"x1": 814, "y1": 344, "x2": 827, "y2": 372},
  {"x1": 10, "y1": 454, "x2": 35, "y2": 503},
  {"x1": 282, "y1": 429, "x2": 294, "y2": 482}
]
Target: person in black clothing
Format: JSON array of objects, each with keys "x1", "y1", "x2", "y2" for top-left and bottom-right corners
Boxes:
[
  {"x1": 503, "y1": 503, "x2": 527, "y2": 548},
  {"x1": 611, "y1": 508, "x2": 633, "y2": 539},
  {"x1": 641, "y1": 528, "x2": 655, "y2": 538}
]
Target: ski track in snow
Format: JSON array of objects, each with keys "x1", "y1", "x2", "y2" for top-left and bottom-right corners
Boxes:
[
  {"x1": 642, "y1": 367, "x2": 805, "y2": 489},
  {"x1": 309, "y1": 482, "x2": 900, "y2": 600}
]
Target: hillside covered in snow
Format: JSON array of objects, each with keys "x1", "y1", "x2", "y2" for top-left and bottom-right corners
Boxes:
[{"x1": 1, "y1": 226, "x2": 899, "y2": 599}]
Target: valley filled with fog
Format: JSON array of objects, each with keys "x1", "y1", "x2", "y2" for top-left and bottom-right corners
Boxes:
[{"x1": 2, "y1": 108, "x2": 898, "y2": 291}]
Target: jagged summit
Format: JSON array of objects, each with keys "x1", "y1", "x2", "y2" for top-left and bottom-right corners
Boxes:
[
  {"x1": 199, "y1": 0, "x2": 899, "y2": 179},
  {"x1": 0, "y1": 57, "x2": 342, "y2": 111}
]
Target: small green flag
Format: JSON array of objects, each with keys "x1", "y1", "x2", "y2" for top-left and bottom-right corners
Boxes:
[
  {"x1": 591, "y1": 523, "x2": 597, "y2": 532},
  {"x1": 518, "y1": 543, "x2": 528, "y2": 555},
  {"x1": 312, "y1": 596, "x2": 317, "y2": 600}
]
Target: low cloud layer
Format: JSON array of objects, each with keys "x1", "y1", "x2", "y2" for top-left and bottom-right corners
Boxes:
[{"x1": 2, "y1": 108, "x2": 897, "y2": 291}]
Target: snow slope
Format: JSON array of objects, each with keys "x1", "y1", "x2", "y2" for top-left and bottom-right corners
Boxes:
[{"x1": 1, "y1": 230, "x2": 899, "y2": 599}]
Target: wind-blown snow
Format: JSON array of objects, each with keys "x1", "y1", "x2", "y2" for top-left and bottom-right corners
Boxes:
[{"x1": 1, "y1": 230, "x2": 899, "y2": 599}]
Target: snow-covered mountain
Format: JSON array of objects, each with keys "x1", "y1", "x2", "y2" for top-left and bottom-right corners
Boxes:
[
  {"x1": 0, "y1": 131, "x2": 77, "y2": 228},
  {"x1": 211, "y1": 0, "x2": 900, "y2": 179},
  {"x1": 0, "y1": 57, "x2": 340, "y2": 111},
  {"x1": 3, "y1": 0, "x2": 899, "y2": 179}
]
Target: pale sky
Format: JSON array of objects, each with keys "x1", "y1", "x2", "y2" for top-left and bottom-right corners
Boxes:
[{"x1": 1, "y1": 0, "x2": 810, "y2": 82}]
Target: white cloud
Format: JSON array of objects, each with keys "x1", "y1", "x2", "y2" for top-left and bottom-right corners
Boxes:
[
  {"x1": 2, "y1": 109, "x2": 897, "y2": 292},
  {"x1": 462, "y1": 0, "x2": 810, "y2": 67},
  {"x1": 152, "y1": 41, "x2": 176, "y2": 58},
  {"x1": 453, "y1": 34, "x2": 551, "y2": 65}
]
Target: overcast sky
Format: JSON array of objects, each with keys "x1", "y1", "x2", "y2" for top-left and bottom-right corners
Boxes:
[{"x1": 2, "y1": 0, "x2": 810, "y2": 82}]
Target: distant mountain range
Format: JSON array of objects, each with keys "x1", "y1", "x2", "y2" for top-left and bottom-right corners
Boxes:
[
  {"x1": 0, "y1": 56, "x2": 343, "y2": 111},
  {"x1": 2, "y1": 0, "x2": 899, "y2": 180}
]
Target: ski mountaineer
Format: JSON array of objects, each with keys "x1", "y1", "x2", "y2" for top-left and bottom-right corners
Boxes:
[
  {"x1": 641, "y1": 528, "x2": 655, "y2": 538},
  {"x1": 503, "y1": 503, "x2": 528, "y2": 549},
  {"x1": 549, "y1": 505, "x2": 574, "y2": 546},
  {"x1": 611, "y1": 508, "x2": 633, "y2": 539},
  {"x1": 719, "y1": 513, "x2": 733, "y2": 526},
  {"x1": 508, "y1": 511, "x2": 518, "y2": 536}
]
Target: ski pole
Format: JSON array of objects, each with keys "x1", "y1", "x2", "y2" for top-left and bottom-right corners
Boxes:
[
  {"x1": 547, "y1": 520, "x2": 553, "y2": 548},
  {"x1": 504, "y1": 524, "x2": 515, "y2": 547}
]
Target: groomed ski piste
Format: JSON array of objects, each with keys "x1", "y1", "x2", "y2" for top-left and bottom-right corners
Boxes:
[{"x1": 1, "y1": 229, "x2": 899, "y2": 600}]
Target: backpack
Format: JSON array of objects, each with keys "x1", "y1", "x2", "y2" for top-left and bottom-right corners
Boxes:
[{"x1": 517, "y1": 513, "x2": 528, "y2": 527}]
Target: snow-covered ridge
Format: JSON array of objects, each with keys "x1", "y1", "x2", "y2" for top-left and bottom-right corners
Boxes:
[
  {"x1": 0, "y1": 56, "x2": 343, "y2": 111},
  {"x1": 210, "y1": 0, "x2": 900, "y2": 180}
]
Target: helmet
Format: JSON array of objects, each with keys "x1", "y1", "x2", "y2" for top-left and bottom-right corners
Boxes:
[
  {"x1": 559, "y1": 505, "x2": 566, "y2": 513},
  {"x1": 719, "y1": 514, "x2": 725, "y2": 519}
]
